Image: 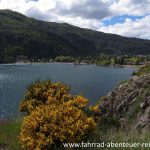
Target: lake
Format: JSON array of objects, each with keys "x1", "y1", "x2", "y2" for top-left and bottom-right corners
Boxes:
[{"x1": 0, "y1": 63, "x2": 136, "y2": 119}]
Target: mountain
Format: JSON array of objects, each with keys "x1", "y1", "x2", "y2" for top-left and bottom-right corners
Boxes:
[{"x1": 0, "y1": 9, "x2": 150, "y2": 63}]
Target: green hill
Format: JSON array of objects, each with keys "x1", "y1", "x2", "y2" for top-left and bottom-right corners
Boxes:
[{"x1": 0, "y1": 9, "x2": 150, "y2": 63}]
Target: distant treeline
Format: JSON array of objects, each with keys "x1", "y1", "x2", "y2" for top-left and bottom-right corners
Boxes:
[
  {"x1": 53, "y1": 55, "x2": 150, "y2": 66},
  {"x1": 86, "y1": 55, "x2": 150, "y2": 66}
]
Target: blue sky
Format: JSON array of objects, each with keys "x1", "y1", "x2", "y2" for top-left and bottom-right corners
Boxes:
[
  {"x1": 0, "y1": 0, "x2": 150, "y2": 39},
  {"x1": 102, "y1": 15, "x2": 146, "y2": 26}
]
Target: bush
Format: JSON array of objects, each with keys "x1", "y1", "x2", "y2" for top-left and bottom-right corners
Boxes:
[
  {"x1": 55, "y1": 56, "x2": 76, "y2": 62},
  {"x1": 89, "y1": 96, "x2": 107, "y2": 116},
  {"x1": 19, "y1": 80, "x2": 71, "y2": 114},
  {"x1": 19, "y1": 81, "x2": 95, "y2": 149}
]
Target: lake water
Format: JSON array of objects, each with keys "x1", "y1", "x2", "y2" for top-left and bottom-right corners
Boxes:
[{"x1": 0, "y1": 63, "x2": 136, "y2": 119}]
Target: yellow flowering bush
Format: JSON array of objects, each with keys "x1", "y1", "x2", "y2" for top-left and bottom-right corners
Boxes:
[
  {"x1": 90, "y1": 105, "x2": 100, "y2": 113},
  {"x1": 90, "y1": 96, "x2": 107, "y2": 113},
  {"x1": 19, "y1": 81, "x2": 96, "y2": 150},
  {"x1": 19, "y1": 80, "x2": 71, "y2": 114},
  {"x1": 89, "y1": 96, "x2": 107, "y2": 122}
]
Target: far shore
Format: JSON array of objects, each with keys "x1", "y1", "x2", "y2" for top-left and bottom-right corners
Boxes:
[{"x1": 0, "y1": 61, "x2": 141, "y2": 68}]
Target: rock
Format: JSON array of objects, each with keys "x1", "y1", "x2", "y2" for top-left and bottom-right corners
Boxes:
[
  {"x1": 140, "y1": 102, "x2": 145, "y2": 109},
  {"x1": 119, "y1": 118, "x2": 128, "y2": 129},
  {"x1": 132, "y1": 107, "x2": 150, "y2": 131},
  {"x1": 99, "y1": 73, "x2": 150, "y2": 131}
]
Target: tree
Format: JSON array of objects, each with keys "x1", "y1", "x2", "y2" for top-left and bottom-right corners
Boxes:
[
  {"x1": 114, "y1": 57, "x2": 118, "y2": 64},
  {"x1": 120, "y1": 57, "x2": 125, "y2": 65}
]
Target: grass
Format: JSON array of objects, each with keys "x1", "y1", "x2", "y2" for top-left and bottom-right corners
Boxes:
[
  {"x1": 0, "y1": 120, "x2": 21, "y2": 150},
  {"x1": 103, "y1": 130, "x2": 150, "y2": 150},
  {"x1": 119, "y1": 80, "x2": 128, "y2": 85},
  {"x1": 127, "y1": 96, "x2": 141, "y2": 124},
  {"x1": 134, "y1": 65, "x2": 150, "y2": 76},
  {"x1": 84, "y1": 127, "x2": 150, "y2": 150},
  {"x1": 0, "y1": 120, "x2": 150, "y2": 150}
]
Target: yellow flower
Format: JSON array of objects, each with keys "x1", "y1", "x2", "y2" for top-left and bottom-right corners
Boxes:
[{"x1": 19, "y1": 80, "x2": 96, "y2": 150}]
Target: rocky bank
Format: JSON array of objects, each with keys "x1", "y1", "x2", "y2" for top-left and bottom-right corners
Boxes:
[{"x1": 99, "y1": 73, "x2": 150, "y2": 131}]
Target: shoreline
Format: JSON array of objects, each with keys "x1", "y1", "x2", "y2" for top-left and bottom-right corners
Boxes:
[{"x1": 0, "y1": 61, "x2": 141, "y2": 68}]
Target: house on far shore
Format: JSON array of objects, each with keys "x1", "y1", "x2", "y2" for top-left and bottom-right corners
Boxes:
[{"x1": 126, "y1": 62, "x2": 136, "y2": 65}]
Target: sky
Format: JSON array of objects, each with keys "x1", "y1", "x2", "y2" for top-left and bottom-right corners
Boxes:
[{"x1": 0, "y1": 0, "x2": 150, "y2": 39}]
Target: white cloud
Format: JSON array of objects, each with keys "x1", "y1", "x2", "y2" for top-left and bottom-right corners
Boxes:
[
  {"x1": 54, "y1": 0, "x2": 111, "y2": 20},
  {"x1": 99, "y1": 15, "x2": 150, "y2": 39},
  {"x1": 24, "y1": 0, "x2": 110, "y2": 30},
  {"x1": 0, "y1": 0, "x2": 150, "y2": 39},
  {"x1": 110, "y1": 0, "x2": 150, "y2": 16},
  {"x1": 0, "y1": 0, "x2": 34, "y2": 13},
  {"x1": 56, "y1": 16, "x2": 101, "y2": 30}
]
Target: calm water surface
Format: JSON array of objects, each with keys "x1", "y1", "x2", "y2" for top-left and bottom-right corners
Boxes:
[{"x1": 0, "y1": 63, "x2": 136, "y2": 119}]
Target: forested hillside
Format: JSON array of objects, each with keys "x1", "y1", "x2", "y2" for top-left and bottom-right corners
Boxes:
[{"x1": 0, "y1": 9, "x2": 150, "y2": 63}]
